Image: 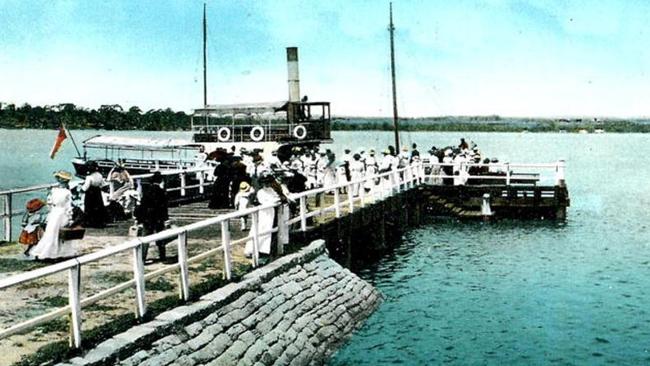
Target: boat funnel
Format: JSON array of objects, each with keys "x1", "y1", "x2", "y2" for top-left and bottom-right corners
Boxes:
[{"x1": 286, "y1": 47, "x2": 300, "y2": 102}]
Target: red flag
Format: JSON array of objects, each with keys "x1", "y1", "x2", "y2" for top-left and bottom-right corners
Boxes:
[{"x1": 49, "y1": 126, "x2": 67, "y2": 159}]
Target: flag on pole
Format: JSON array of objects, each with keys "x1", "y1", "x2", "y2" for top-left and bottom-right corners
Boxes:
[{"x1": 49, "y1": 126, "x2": 67, "y2": 159}]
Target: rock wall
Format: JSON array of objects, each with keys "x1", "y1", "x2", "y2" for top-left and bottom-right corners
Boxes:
[{"x1": 61, "y1": 240, "x2": 381, "y2": 366}]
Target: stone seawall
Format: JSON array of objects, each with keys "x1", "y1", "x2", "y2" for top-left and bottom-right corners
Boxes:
[{"x1": 61, "y1": 240, "x2": 381, "y2": 366}]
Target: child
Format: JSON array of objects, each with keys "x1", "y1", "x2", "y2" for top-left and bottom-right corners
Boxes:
[
  {"x1": 19, "y1": 198, "x2": 47, "y2": 255},
  {"x1": 234, "y1": 182, "x2": 254, "y2": 231}
]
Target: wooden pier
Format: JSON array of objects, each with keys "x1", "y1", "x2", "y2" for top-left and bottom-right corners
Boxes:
[{"x1": 0, "y1": 160, "x2": 570, "y2": 364}]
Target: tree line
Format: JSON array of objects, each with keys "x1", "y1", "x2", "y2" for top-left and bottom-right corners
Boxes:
[
  {"x1": 332, "y1": 117, "x2": 650, "y2": 133},
  {"x1": 0, "y1": 103, "x2": 190, "y2": 130},
  {"x1": 3, "y1": 103, "x2": 650, "y2": 133}
]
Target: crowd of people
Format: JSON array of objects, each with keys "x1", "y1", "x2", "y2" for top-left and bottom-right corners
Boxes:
[
  {"x1": 18, "y1": 162, "x2": 148, "y2": 262},
  {"x1": 18, "y1": 137, "x2": 494, "y2": 263},
  {"x1": 427, "y1": 138, "x2": 503, "y2": 186},
  {"x1": 200, "y1": 143, "x2": 427, "y2": 260},
  {"x1": 206, "y1": 142, "x2": 425, "y2": 207}
]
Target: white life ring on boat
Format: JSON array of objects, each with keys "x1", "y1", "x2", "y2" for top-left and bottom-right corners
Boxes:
[
  {"x1": 250, "y1": 126, "x2": 265, "y2": 142},
  {"x1": 217, "y1": 127, "x2": 231, "y2": 142},
  {"x1": 293, "y1": 125, "x2": 307, "y2": 140}
]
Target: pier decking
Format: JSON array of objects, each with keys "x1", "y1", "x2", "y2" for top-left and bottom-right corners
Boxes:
[{"x1": 0, "y1": 161, "x2": 569, "y2": 364}]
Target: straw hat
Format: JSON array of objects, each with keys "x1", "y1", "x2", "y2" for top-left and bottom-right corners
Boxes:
[
  {"x1": 53, "y1": 170, "x2": 72, "y2": 181},
  {"x1": 26, "y1": 198, "x2": 45, "y2": 213},
  {"x1": 239, "y1": 182, "x2": 251, "y2": 192}
]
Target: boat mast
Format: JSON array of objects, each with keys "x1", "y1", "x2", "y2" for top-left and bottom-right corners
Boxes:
[
  {"x1": 202, "y1": 2, "x2": 208, "y2": 108},
  {"x1": 389, "y1": 2, "x2": 400, "y2": 152}
]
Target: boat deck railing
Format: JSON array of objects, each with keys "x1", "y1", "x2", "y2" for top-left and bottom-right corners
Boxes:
[{"x1": 192, "y1": 120, "x2": 330, "y2": 143}]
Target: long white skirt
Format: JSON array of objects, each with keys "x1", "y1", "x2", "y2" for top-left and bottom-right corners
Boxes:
[
  {"x1": 30, "y1": 207, "x2": 77, "y2": 259},
  {"x1": 245, "y1": 206, "x2": 275, "y2": 256}
]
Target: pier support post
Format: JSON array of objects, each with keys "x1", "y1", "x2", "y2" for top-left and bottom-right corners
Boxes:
[
  {"x1": 277, "y1": 204, "x2": 289, "y2": 255},
  {"x1": 347, "y1": 184, "x2": 354, "y2": 213},
  {"x1": 132, "y1": 245, "x2": 147, "y2": 319},
  {"x1": 481, "y1": 193, "x2": 493, "y2": 220},
  {"x1": 3, "y1": 193, "x2": 11, "y2": 242},
  {"x1": 251, "y1": 212, "x2": 260, "y2": 267},
  {"x1": 221, "y1": 221, "x2": 232, "y2": 280},
  {"x1": 299, "y1": 197, "x2": 307, "y2": 232},
  {"x1": 334, "y1": 190, "x2": 341, "y2": 218},
  {"x1": 68, "y1": 264, "x2": 82, "y2": 349},
  {"x1": 180, "y1": 173, "x2": 186, "y2": 197},
  {"x1": 177, "y1": 231, "x2": 190, "y2": 301},
  {"x1": 555, "y1": 160, "x2": 566, "y2": 187}
]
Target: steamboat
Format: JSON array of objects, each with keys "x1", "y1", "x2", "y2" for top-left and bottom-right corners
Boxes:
[{"x1": 71, "y1": 45, "x2": 331, "y2": 179}]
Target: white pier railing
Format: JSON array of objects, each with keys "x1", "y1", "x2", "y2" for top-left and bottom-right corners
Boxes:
[
  {"x1": 0, "y1": 167, "x2": 214, "y2": 242},
  {"x1": 0, "y1": 164, "x2": 422, "y2": 349},
  {"x1": 0, "y1": 159, "x2": 567, "y2": 349},
  {"x1": 422, "y1": 160, "x2": 566, "y2": 187}
]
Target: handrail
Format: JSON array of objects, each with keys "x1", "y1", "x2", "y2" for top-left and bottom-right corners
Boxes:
[
  {"x1": 0, "y1": 166, "x2": 215, "y2": 242},
  {"x1": 422, "y1": 160, "x2": 565, "y2": 186},
  {"x1": 0, "y1": 158, "x2": 565, "y2": 348},
  {"x1": 0, "y1": 183, "x2": 58, "y2": 196},
  {"x1": 0, "y1": 163, "x2": 423, "y2": 347}
]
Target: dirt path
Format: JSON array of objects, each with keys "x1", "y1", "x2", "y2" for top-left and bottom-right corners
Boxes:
[{"x1": 0, "y1": 194, "x2": 364, "y2": 365}]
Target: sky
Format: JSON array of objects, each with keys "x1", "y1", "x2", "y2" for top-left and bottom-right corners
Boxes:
[{"x1": 2, "y1": 0, "x2": 650, "y2": 118}]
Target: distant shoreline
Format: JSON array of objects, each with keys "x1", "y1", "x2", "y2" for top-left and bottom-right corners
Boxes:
[
  {"x1": 3, "y1": 103, "x2": 650, "y2": 132},
  {"x1": 331, "y1": 116, "x2": 650, "y2": 133}
]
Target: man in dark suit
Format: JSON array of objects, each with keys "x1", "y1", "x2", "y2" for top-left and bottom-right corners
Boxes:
[{"x1": 135, "y1": 171, "x2": 169, "y2": 262}]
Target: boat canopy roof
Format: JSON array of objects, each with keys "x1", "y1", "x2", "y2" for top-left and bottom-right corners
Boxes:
[
  {"x1": 83, "y1": 135, "x2": 195, "y2": 151},
  {"x1": 193, "y1": 101, "x2": 288, "y2": 117}
]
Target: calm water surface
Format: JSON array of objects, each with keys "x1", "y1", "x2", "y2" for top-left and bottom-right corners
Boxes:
[
  {"x1": 1, "y1": 129, "x2": 648, "y2": 364},
  {"x1": 329, "y1": 132, "x2": 650, "y2": 365}
]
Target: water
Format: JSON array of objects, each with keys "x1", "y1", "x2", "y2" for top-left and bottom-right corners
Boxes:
[
  {"x1": 1, "y1": 129, "x2": 649, "y2": 364},
  {"x1": 328, "y1": 132, "x2": 650, "y2": 365}
]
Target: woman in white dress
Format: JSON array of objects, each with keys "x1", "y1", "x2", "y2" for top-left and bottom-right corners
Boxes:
[
  {"x1": 322, "y1": 155, "x2": 337, "y2": 190},
  {"x1": 30, "y1": 171, "x2": 78, "y2": 260},
  {"x1": 245, "y1": 175, "x2": 281, "y2": 258}
]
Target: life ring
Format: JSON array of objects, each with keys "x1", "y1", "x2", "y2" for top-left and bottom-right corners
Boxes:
[
  {"x1": 293, "y1": 125, "x2": 307, "y2": 140},
  {"x1": 217, "y1": 127, "x2": 231, "y2": 142},
  {"x1": 250, "y1": 126, "x2": 265, "y2": 142}
]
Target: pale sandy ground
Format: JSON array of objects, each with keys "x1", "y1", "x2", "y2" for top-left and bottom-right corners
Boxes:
[
  {"x1": 0, "y1": 203, "x2": 254, "y2": 365},
  {"x1": 0, "y1": 194, "x2": 365, "y2": 365}
]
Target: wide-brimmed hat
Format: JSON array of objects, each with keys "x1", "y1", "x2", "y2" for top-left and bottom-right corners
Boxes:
[
  {"x1": 239, "y1": 182, "x2": 251, "y2": 192},
  {"x1": 53, "y1": 170, "x2": 72, "y2": 181},
  {"x1": 26, "y1": 198, "x2": 46, "y2": 213}
]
